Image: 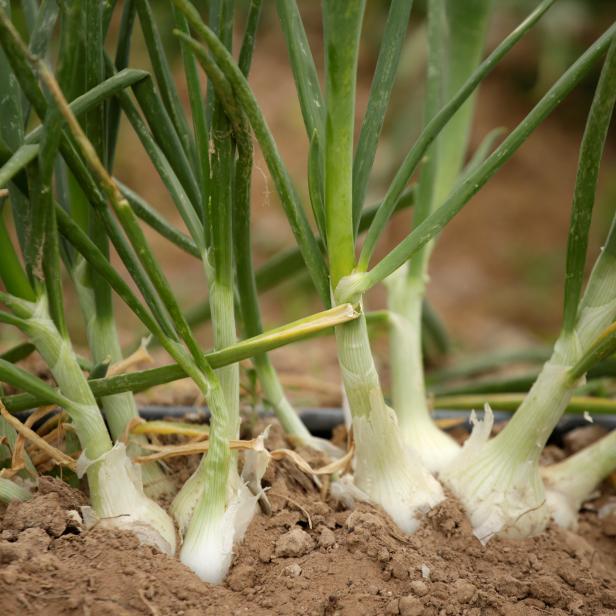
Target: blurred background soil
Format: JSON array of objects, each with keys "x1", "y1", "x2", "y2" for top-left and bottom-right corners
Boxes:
[{"x1": 3, "y1": 0, "x2": 616, "y2": 408}]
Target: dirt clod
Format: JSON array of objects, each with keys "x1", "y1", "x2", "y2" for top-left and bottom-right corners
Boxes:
[
  {"x1": 399, "y1": 595, "x2": 424, "y2": 616},
  {"x1": 226, "y1": 564, "x2": 255, "y2": 591},
  {"x1": 602, "y1": 589, "x2": 616, "y2": 608},
  {"x1": 391, "y1": 556, "x2": 409, "y2": 579},
  {"x1": 600, "y1": 510, "x2": 616, "y2": 537},
  {"x1": 3, "y1": 492, "x2": 72, "y2": 538},
  {"x1": 453, "y1": 579, "x2": 477, "y2": 604},
  {"x1": 37, "y1": 475, "x2": 86, "y2": 509},
  {"x1": 410, "y1": 579, "x2": 428, "y2": 597},
  {"x1": 497, "y1": 574, "x2": 529, "y2": 598},
  {"x1": 377, "y1": 546, "x2": 391, "y2": 562},
  {"x1": 274, "y1": 527, "x2": 315, "y2": 558},
  {"x1": 257, "y1": 544, "x2": 273, "y2": 562},
  {"x1": 317, "y1": 525, "x2": 335, "y2": 548},
  {"x1": 529, "y1": 574, "x2": 564, "y2": 606},
  {"x1": 385, "y1": 598, "x2": 400, "y2": 614}
]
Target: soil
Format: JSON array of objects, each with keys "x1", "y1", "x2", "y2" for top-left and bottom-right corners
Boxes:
[{"x1": 2, "y1": 425, "x2": 616, "y2": 616}]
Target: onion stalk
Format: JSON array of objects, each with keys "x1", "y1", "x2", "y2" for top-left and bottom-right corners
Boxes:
[
  {"x1": 58, "y1": 0, "x2": 171, "y2": 498},
  {"x1": 0, "y1": 299, "x2": 177, "y2": 553},
  {"x1": 386, "y1": 0, "x2": 493, "y2": 472},
  {"x1": 543, "y1": 428, "x2": 616, "y2": 529},
  {"x1": 319, "y1": 0, "x2": 443, "y2": 528},
  {"x1": 441, "y1": 36, "x2": 616, "y2": 541}
]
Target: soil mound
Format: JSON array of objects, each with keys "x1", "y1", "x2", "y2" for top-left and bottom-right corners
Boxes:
[{"x1": 2, "y1": 459, "x2": 616, "y2": 616}]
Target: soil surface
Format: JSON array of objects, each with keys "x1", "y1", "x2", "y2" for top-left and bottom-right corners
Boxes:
[{"x1": 1, "y1": 425, "x2": 616, "y2": 616}]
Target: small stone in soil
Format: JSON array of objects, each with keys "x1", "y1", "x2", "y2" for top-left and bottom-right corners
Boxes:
[
  {"x1": 528, "y1": 554, "x2": 541, "y2": 570},
  {"x1": 0, "y1": 543, "x2": 20, "y2": 565},
  {"x1": 557, "y1": 563, "x2": 579, "y2": 586},
  {"x1": 283, "y1": 563, "x2": 302, "y2": 577},
  {"x1": 573, "y1": 576, "x2": 594, "y2": 594},
  {"x1": 523, "y1": 598, "x2": 547, "y2": 611},
  {"x1": 1, "y1": 566, "x2": 19, "y2": 584}
]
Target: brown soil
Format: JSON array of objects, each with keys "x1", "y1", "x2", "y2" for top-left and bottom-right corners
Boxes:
[{"x1": 2, "y1": 427, "x2": 616, "y2": 616}]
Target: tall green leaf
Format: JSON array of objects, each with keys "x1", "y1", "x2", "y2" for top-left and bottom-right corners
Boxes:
[
  {"x1": 352, "y1": 0, "x2": 413, "y2": 234},
  {"x1": 562, "y1": 37, "x2": 616, "y2": 332}
]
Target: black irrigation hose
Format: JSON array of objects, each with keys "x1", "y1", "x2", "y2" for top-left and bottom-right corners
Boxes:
[{"x1": 15, "y1": 405, "x2": 616, "y2": 440}]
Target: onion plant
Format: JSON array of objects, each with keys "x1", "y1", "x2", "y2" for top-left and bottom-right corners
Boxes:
[
  {"x1": 58, "y1": 0, "x2": 173, "y2": 498},
  {"x1": 543, "y1": 425, "x2": 616, "y2": 529},
  {"x1": 0, "y1": 1, "x2": 171, "y2": 499},
  {"x1": 386, "y1": 0, "x2": 493, "y2": 472},
  {"x1": 441, "y1": 34, "x2": 616, "y2": 541},
  {"x1": 120, "y1": 0, "x2": 336, "y2": 579},
  {"x1": 0, "y1": 1, "x2": 177, "y2": 553}
]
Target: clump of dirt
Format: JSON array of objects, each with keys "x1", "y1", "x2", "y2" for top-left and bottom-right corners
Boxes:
[{"x1": 2, "y1": 451, "x2": 616, "y2": 615}]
